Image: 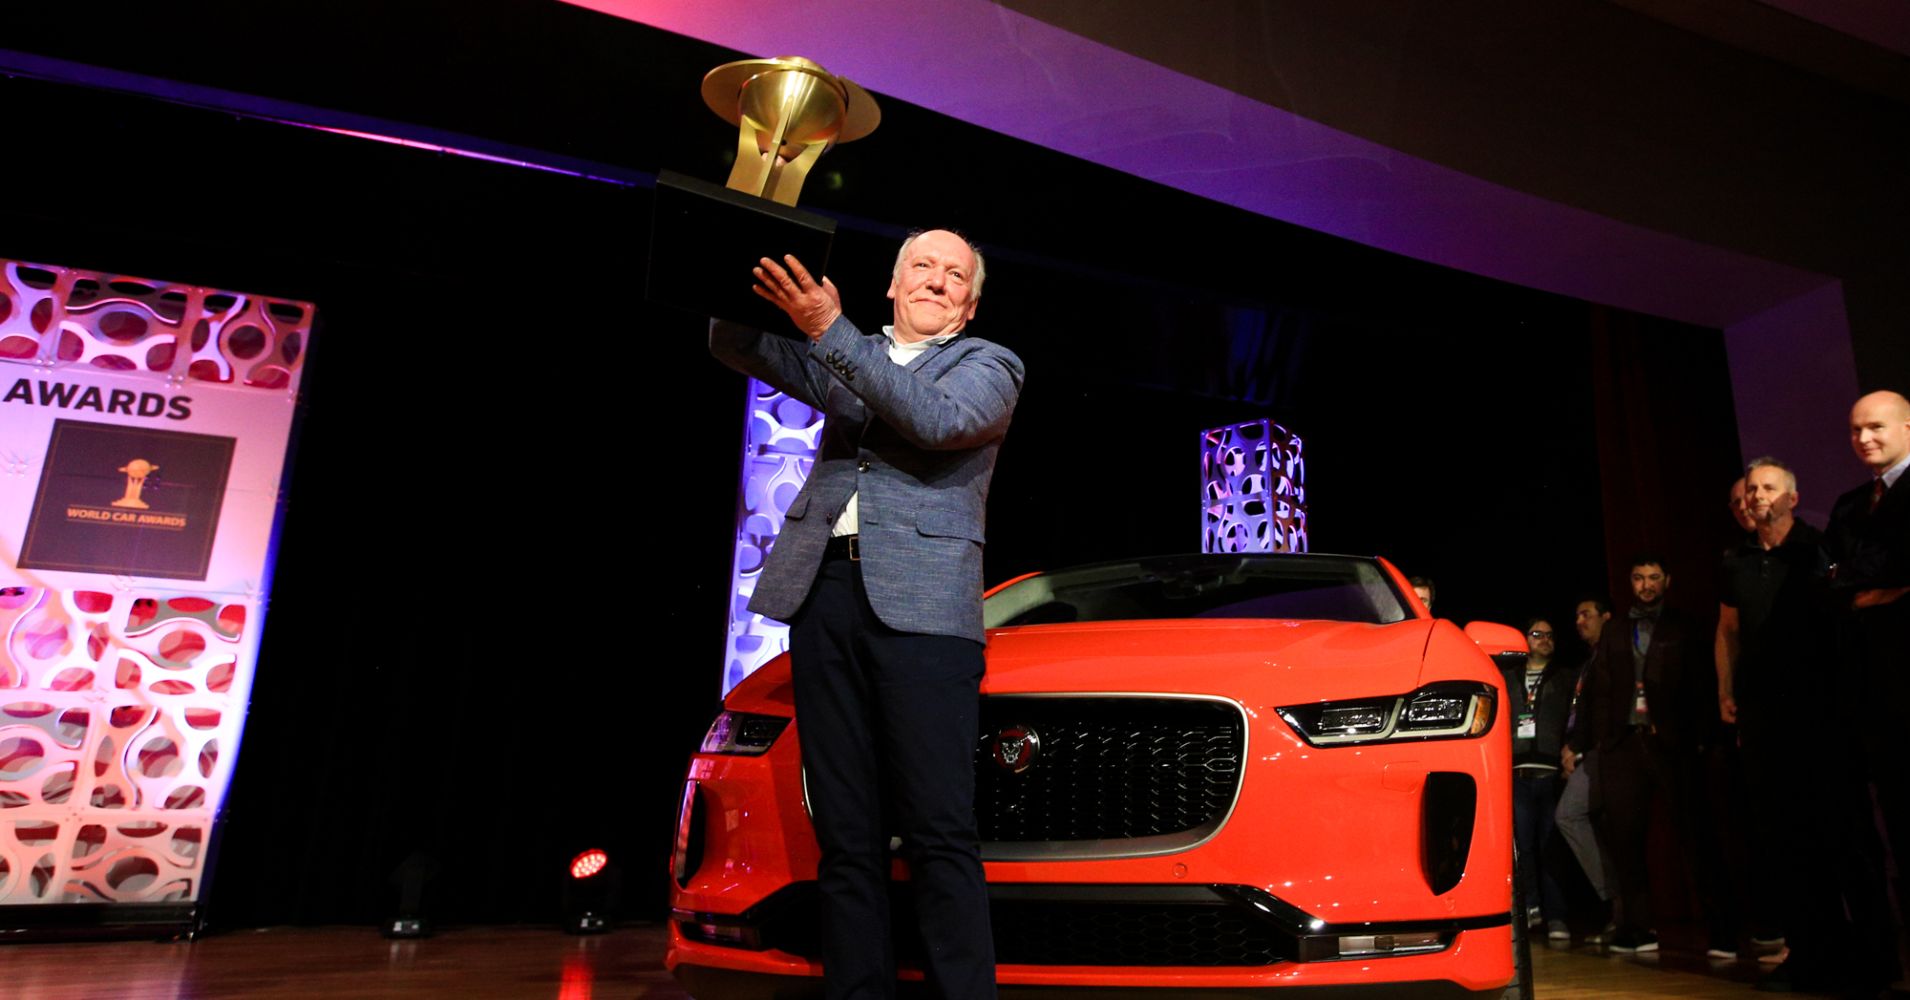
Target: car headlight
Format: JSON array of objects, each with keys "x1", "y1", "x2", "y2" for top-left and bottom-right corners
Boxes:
[
  {"x1": 1278, "y1": 682, "x2": 1496, "y2": 747},
  {"x1": 700, "y1": 711, "x2": 791, "y2": 755}
]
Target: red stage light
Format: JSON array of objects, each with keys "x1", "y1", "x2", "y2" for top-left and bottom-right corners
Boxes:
[{"x1": 569, "y1": 849, "x2": 609, "y2": 880}]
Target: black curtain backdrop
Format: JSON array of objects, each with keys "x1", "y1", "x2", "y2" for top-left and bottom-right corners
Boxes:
[
  {"x1": 0, "y1": 69, "x2": 1733, "y2": 930},
  {"x1": 1588, "y1": 307, "x2": 1747, "y2": 621}
]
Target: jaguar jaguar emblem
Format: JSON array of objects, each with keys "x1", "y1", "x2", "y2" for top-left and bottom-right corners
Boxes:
[{"x1": 992, "y1": 724, "x2": 1041, "y2": 773}]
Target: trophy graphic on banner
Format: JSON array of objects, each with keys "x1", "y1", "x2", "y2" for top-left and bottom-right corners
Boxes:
[
  {"x1": 112, "y1": 458, "x2": 159, "y2": 510},
  {"x1": 648, "y1": 56, "x2": 881, "y2": 331}
]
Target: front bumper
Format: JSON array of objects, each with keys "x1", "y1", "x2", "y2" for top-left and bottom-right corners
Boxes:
[
  {"x1": 675, "y1": 964, "x2": 1507, "y2": 1000},
  {"x1": 669, "y1": 882, "x2": 1511, "y2": 997}
]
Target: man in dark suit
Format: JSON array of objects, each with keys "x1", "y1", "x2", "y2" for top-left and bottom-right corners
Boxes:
[
  {"x1": 1569, "y1": 554, "x2": 1718, "y2": 953},
  {"x1": 711, "y1": 229, "x2": 1023, "y2": 1000},
  {"x1": 1823, "y1": 389, "x2": 1910, "y2": 993}
]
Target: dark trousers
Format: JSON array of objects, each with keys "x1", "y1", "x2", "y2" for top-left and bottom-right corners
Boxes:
[
  {"x1": 1599, "y1": 728, "x2": 1745, "y2": 944},
  {"x1": 1592, "y1": 729, "x2": 1671, "y2": 934},
  {"x1": 1674, "y1": 743, "x2": 1740, "y2": 947},
  {"x1": 790, "y1": 555, "x2": 997, "y2": 1000},
  {"x1": 1512, "y1": 770, "x2": 1567, "y2": 921},
  {"x1": 1841, "y1": 606, "x2": 1910, "y2": 987},
  {"x1": 1744, "y1": 714, "x2": 1894, "y2": 984}
]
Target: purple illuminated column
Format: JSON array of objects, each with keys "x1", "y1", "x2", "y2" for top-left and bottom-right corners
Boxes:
[
  {"x1": 1201, "y1": 419, "x2": 1307, "y2": 553},
  {"x1": 722, "y1": 379, "x2": 823, "y2": 693}
]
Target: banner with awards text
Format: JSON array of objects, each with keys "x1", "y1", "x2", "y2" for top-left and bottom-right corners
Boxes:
[{"x1": 0, "y1": 258, "x2": 309, "y2": 916}]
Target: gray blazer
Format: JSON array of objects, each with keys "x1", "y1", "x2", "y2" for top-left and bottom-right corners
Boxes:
[{"x1": 711, "y1": 315, "x2": 1024, "y2": 643}]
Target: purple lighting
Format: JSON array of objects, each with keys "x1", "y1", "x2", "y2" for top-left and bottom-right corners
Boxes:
[
  {"x1": 722, "y1": 378, "x2": 822, "y2": 694},
  {"x1": 1201, "y1": 419, "x2": 1306, "y2": 554}
]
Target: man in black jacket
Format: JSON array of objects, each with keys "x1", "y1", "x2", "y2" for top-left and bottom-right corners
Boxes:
[
  {"x1": 1721, "y1": 456, "x2": 1888, "y2": 993},
  {"x1": 1558, "y1": 598, "x2": 1617, "y2": 934},
  {"x1": 1569, "y1": 555, "x2": 1717, "y2": 952},
  {"x1": 1504, "y1": 616, "x2": 1575, "y2": 939}
]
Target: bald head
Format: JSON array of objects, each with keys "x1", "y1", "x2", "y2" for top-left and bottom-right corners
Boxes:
[{"x1": 1850, "y1": 390, "x2": 1910, "y2": 472}]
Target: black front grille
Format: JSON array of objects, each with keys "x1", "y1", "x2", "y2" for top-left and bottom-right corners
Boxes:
[
  {"x1": 731, "y1": 883, "x2": 1296, "y2": 966},
  {"x1": 973, "y1": 697, "x2": 1243, "y2": 843},
  {"x1": 987, "y1": 896, "x2": 1288, "y2": 966}
]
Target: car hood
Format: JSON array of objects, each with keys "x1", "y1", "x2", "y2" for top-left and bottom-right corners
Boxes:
[{"x1": 978, "y1": 618, "x2": 1438, "y2": 704}]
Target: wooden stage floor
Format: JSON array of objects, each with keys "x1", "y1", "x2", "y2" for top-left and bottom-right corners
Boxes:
[{"x1": 0, "y1": 923, "x2": 1818, "y2": 999}]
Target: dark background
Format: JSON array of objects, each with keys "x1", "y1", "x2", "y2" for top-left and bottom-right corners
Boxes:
[{"x1": 0, "y1": 5, "x2": 1742, "y2": 930}]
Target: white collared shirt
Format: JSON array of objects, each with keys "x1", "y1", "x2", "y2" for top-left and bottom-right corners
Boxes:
[
  {"x1": 831, "y1": 326, "x2": 958, "y2": 537},
  {"x1": 1882, "y1": 452, "x2": 1910, "y2": 492}
]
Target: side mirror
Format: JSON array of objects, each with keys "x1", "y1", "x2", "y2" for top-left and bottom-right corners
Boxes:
[{"x1": 1463, "y1": 621, "x2": 1528, "y2": 657}]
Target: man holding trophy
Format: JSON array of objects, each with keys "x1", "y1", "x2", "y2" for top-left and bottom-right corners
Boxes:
[
  {"x1": 712, "y1": 229, "x2": 1019, "y2": 1000},
  {"x1": 687, "y1": 56, "x2": 1023, "y2": 1000}
]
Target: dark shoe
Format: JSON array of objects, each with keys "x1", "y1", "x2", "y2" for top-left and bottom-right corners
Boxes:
[
  {"x1": 1708, "y1": 937, "x2": 1739, "y2": 960},
  {"x1": 1546, "y1": 919, "x2": 1571, "y2": 941},
  {"x1": 1608, "y1": 929, "x2": 1659, "y2": 953}
]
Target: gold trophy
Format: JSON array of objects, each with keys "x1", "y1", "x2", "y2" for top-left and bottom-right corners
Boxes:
[
  {"x1": 112, "y1": 459, "x2": 158, "y2": 510},
  {"x1": 703, "y1": 56, "x2": 880, "y2": 206},
  {"x1": 649, "y1": 56, "x2": 881, "y2": 330}
]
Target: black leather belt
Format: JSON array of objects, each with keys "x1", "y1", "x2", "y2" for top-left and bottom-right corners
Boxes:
[{"x1": 824, "y1": 535, "x2": 860, "y2": 561}]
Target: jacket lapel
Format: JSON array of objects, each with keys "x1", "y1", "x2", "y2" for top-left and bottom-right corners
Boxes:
[
  {"x1": 1877, "y1": 474, "x2": 1910, "y2": 519},
  {"x1": 905, "y1": 335, "x2": 962, "y2": 375}
]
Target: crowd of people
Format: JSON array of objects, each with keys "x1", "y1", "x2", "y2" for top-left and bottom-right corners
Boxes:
[{"x1": 1472, "y1": 389, "x2": 1910, "y2": 996}]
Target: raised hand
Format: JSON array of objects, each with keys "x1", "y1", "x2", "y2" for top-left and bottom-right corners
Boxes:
[{"x1": 752, "y1": 255, "x2": 842, "y2": 340}]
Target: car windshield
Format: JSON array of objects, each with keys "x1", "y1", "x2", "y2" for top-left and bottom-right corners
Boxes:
[{"x1": 984, "y1": 554, "x2": 1412, "y2": 628}]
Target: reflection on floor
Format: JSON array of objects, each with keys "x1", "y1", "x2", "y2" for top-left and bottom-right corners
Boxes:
[{"x1": 0, "y1": 921, "x2": 1845, "y2": 999}]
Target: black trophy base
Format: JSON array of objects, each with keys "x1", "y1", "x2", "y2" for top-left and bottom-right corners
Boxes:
[{"x1": 649, "y1": 170, "x2": 837, "y2": 333}]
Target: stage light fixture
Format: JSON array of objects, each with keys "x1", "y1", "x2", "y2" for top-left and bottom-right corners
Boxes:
[
  {"x1": 570, "y1": 849, "x2": 609, "y2": 880},
  {"x1": 561, "y1": 848, "x2": 619, "y2": 935},
  {"x1": 382, "y1": 851, "x2": 439, "y2": 939}
]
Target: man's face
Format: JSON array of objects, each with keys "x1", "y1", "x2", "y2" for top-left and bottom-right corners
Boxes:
[
  {"x1": 1745, "y1": 466, "x2": 1795, "y2": 525},
  {"x1": 889, "y1": 230, "x2": 979, "y2": 343},
  {"x1": 1573, "y1": 601, "x2": 1609, "y2": 644},
  {"x1": 1850, "y1": 393, "x2": 1910, "y2": 472},
  {"x1": 1629, "y1": 564, "x2": 1669, "y2": 607},
  {"x1": 1526, "y1": 620, "x2": 1556, "y2": 659},
  {"x1": 1413, "y1": 585, "x2": 1433, "y2": 609},
  {"x1": 1728, "y1": 478, "x2": 1756, "y2": 532}
]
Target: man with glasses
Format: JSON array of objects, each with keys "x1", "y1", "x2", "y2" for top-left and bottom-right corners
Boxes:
[{"x1": 1504, "y1": 617, "x2": 1574, "y2": 939}]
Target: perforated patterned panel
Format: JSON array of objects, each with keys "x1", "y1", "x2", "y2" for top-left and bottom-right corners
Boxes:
[
  {"x1": 723, "y1": 378, "x2": 822, "y2": 693},
  {"x1": 0, "y1": 257, "x2": 308, "y2": 910},
  {"x1": 0, "y1": 262, "x2": 307, "y2": 388},
  {"x1": 1200, "y1": 420, "x2": 1306, "y2": 554},
  {"x1": 0, "y1": 586, "x2": 239, "y2": 903}
]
